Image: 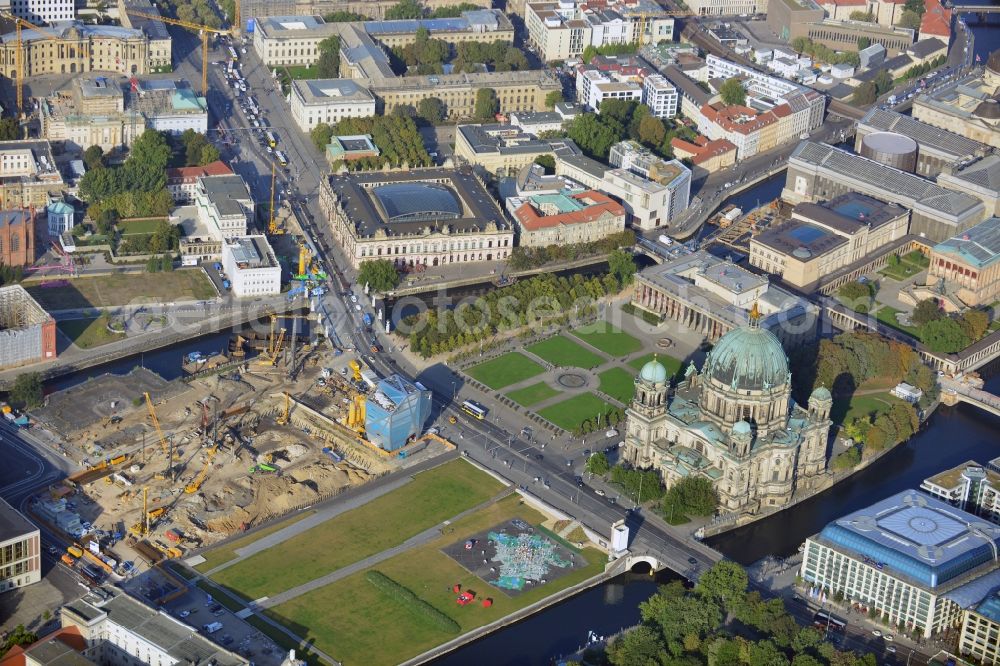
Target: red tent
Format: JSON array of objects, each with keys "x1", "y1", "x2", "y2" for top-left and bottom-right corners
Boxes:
[
  {"x1": 452, "y1": 584, "x2": 461, "y2": 594},
  {"x1": 482, "y1": 598, "x2": 493, "y2": 608}
]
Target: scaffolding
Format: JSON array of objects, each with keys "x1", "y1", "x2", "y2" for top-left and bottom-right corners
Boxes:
[{"x1": 0, "y1": 284, "x2": 52, "y2": 369}]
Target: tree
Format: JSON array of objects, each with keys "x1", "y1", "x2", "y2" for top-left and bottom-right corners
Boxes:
[
  {"x1": 719, "y1": 78, "x2": 747, "y2": 106},
  {"x1": 696, "y1": 561, "x2": 749, "y2": 612},
  {"x1": 96, "y1": 209, "x2": 118, "y2": 236},
  {"x1": 898, "y1": 9, "x2": 922, "y2": 30},
  {"x1": 748, "y1": 640, "x2": 789, "y2": 666},
  {"x1": 586, "y1": 452, "x2": 610, "y2": 476},
  {"x1": 566, "y1": 113, "x2": 620, "y2": 160},
  {"x1": 873, "y1": 69, "x2": 894, "y2": 96},
  {"x1": 386, "y1": 0, "x2": 424, "y2": 19},
  {"x1": 852, "y1": 82, "x2": 877, "y2": 106},
  {"x1": 417, "y1": 97, "x2": 446, "y2": 124},
  {"x1": 310, "y1": 122, "x2": 334, "y2": 152},
  {"x1": 608, "y1": 248, "x2": 637, "y2": 287},
  {"x1": 83, "y1": 145, "x2": 105, "y2": 171},
  {"x1": 858, "y1": 36, "x2": 871, "y2": 50},
  {"x1": 607, "y1": 625, "x2": 665, "y2": 666},
  {"x1": 474, "y1": 88, "x2": 499, "y2": 120},
  {"x1": 641, "y1": 586, "x2": 722, "y2": 643},
  {"x1": 545, "y1": 89, "x2": 564, "y2": 109},
  {"x1": 904, "y1": 0, "x2": 925, "y2": 14},
  {"x1": 316, "y1": 36, "x2": 341, "y2": 78},
  {"x1": 662, "y1": 476, "x2": 718, "y2": 520},
  {"x1": 10, "y1": 372, "x2": 43, "y2": 409},
  {"x1": 533, "y1": 154, "x2": 556, "y2": 174},
  {"x1": 912, "y1": 298, "x2": 942, "y2": 326},
  {"x1": 357, "y1": 259, "x2": 400, "y2": 292},
  {"x1": 638, "y1": 115, "x2": 666, "y2": 147},
  {"x1": 850, "y1": 10, "x2": 875, "y2": 21},
  {"x1": 959, "y1": 309, "x2": 990, "y2": 341},
  {"x1": 1, "y1": 625, "x2": 38, "y2": 658},
  {"x1": 922, "y1": 317, "x2": 970, "y2": 353},
  {"x1": 199, "y1": 143, "x2": 220, "y2": 166},
  {"x1": 0, "y1": 117, "x2": 18, "y2": 141},
  {"x1": 429, "y1": 2, "x2": 482, "y2": 17}
]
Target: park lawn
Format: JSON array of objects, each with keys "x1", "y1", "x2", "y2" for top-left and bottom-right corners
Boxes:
[
  {"x1": 119, "y1": 218, "x2": 167, "y2": 235},
  {"x1": 875, "y1": 305, "x2": 922, "y2": 340},
  {"x1": 57, "y1": 316, "x2": 125, "y2": 350},
  {"x1": 266, "y1": 495, "x2": 605, "y2": 666},
  {"x1": 284, "y1": 64, "x2": 319, "y2": 80},
  {"x1": 194, "y1": 510, "x2": 316, "y2": 572},
  {"x1": 26, "y1": 271, "x2": 216, "y2": 310},
  {"x1": 466, "y1": 352, "x2": 545, "y2": 390},
  {"x1": 210, "y1": 460, "x2": 504, "y2": 599},
  {"x1": 878, "y1": 263, "x2": 920, "y2": 281},
  {"x1": 538, "y1": 393, "x2": 617, "y2": 431},
  {"x1": 506, "y1": 381, "x2": 560, "y2": 407},
  {"x1": 571, "y1": 323, "x2": 642, "y2": 357},
  {"x1": 598, "y1": 367, "x2": 635, "y2": 404},
  {"x1": 628, "y1": 352, "x2": 684, "y2": 379},
  {"x1": 834, "y1": 391, "x2": 908, "y2": 425},
  {"x1": 526, "y1": 336, "x2": 604, "y2": 369}
]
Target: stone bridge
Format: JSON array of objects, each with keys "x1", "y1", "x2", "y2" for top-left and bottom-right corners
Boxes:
[{"x1": 940, "y1": 377, "x2": 1000, "y2": 418}]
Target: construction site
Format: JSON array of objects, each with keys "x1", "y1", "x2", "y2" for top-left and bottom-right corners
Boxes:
[
  {"x1": 0, "y1": 284, "x2": 57, "y2": 370},
  {"x1": 28, "y1": 305, "x2": 452, "y2": 586}
]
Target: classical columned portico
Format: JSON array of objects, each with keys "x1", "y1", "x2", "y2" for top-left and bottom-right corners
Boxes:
[{"x1": 633, "y1": 282, "x2": 731, "y2": 341}]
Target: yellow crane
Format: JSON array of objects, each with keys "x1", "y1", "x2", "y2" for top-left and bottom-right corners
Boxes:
[
  {"x1": 0, "y1": 11, "x2": 82, "y2": 114},
  {"x1": 268, "y1": 161, "x2": 284, "y2": 236},
  {"x1": 144, "y1": 392, "x2": 171, "y2": 457},
  {"x1": 276, "y1": 392, "x2": 291, "y2": 425},
  {"x1": 185, "y1": 441, "x2": 219, "y2": 494},
  {"x1": 124, "y1": 9, "x2": 235, "y2": 96}
]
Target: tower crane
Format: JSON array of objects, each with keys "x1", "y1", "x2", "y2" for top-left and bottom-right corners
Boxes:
[
  {"x1": 124, "y1": 9, "x2": 236, "y2": 96},
  {"x1": 0, "y1": 11, "x2": 84, "y2": 114},
  {"x1": 268, "y1": 161, "x2": 284, "y2": 236}
]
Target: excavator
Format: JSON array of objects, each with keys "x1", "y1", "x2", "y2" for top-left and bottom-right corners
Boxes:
[
  {"x1": 276, "y1": 392, "x2": 290, "y2": 425},
  {"x1": 185, "y1": 441, "x2": 220, "y2": 494}
]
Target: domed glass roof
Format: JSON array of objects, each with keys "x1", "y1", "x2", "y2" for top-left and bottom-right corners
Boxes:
[
  {"x1": 703, "y1": 325, "x2": 789, "y2": 392},
  {"x1": 639, "y1": 357, "x2": 668, "y2": 384},
  {"x1": 372, "y1": 182, "x2": 463, "y2": 223}
]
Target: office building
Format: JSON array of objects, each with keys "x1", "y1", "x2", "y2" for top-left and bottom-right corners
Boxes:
[
  {"x1": 320, "y1": 167, "x2": 514, "y2": 269},
  {"x1": 507, "y1": 190, "x2": 626, "y2": 247},
  {"x1": 750, "y1": 193, "x2": 910, "y2": 290},
  {"x1": 925, "y1": 216, "x2": 1000, "y2": 307},
  {"x1": 166, "y1": 161, "x2": 233, "y2": 203},
  {"x1": 0, "y1": 496, "x2": 40, "y2": 593},
  {"x1": 784, "y1": 141, "x2": 986, "y2": 242},
  {"x1": 6, "y1": 0, "x2": 73, "y2": 23},
  {"x1": 686, "y1": 0, "x2": 765, "y2": 17},
  {"x1": 455, "y1": 124, "x2": 581, "y2": 175},
  {"x1": 366, "y1": 375, "x2": 432, "y2": 452},
  {"x1": 358, "y1": 10, "x2": 513, "y2": 48},
  {"x1": 855, "y1": 107, "x2": 991, "y2": 178},
  {"x1": 221, "y1": 236, "x2": 281, "y2": 297},
  {"x1": 643, "y1": 74, "x2": 679, "y2": 119},
  {"x1": 575, "y1": 55, "x2": 652, "y2": 111},
  {"x1": 766, "y1": 0, "x2": 823, "y2": 42},
  {"x1": 800, "y1": 490, "x2": 1000, "y2": 638},
  {"x1": 661, "y1": 65, "x2": 712, "y2": 121},
  {"x1": 791, "y1": 19, "x2": 915, "y2": 56},
  {"x1": 556, "y1": 152, "x2": 610, "y2": 190},
  {"x1": 921, "y1": 462, "x2": 1000, "y2": 525},
  {"x1": 0, "y1": 22, "x2": 155, "y2": 77},
  {"x1": 194, "y1": 175, "x2": 255, "y2": 241},
  {"x1": 251, "y1": 15, "x2": 342, "y2": 66},
  {"x1": 60, "y1": 586, "x2": 249, "y2": 666},
  {"x1": 623, "y1": 317, "x2": 831, "y2": 516},
  {"x1": 631, "y1": 250, "x2": 819, "y2": 348},
  {"x1": 290, "y1": 79, "x2": 376, "y2": 132}
]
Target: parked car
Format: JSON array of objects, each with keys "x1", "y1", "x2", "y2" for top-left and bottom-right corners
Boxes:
[{"x1": 595, "y1": 488, "x2": 606, "y2": 496}]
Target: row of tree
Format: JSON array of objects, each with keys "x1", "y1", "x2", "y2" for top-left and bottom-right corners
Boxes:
[
  {"x1": 841, "y1": 399, "x2": 919, "y2": 460},
  {"x1": 573, "y1": 406, "x2": 627, "y2": 437},
  {"x1": 310, "y1": 114, "x2": 431, "y2": 169},
  {"x1": 117, "y1": 220, "x2": 181, "y2": 256},
  {"x1": 603, "y1": 561, "x2": 879, "y2": 666},
  {"x1": 507, "y1": 231, "x2": 637, "y2": 271},
  {"x1": 403, "y1": 271, "x2": 626, "y2": 358},
  {"x1": 145, "y1": 253, "x2": 176, "y2": 273},
  {"x1": 158, "y1": 0, "x2": 221, "y2": 29},
  {"x1": 790, "y1": 37, "x2": 861, "y2": 67},
  {"x1": 175, "y1": 128, "x2": 221, "y2": 167},
  {"x1": 316, "y1": 36, "x2": 342, "y2": 79},
  {"x1": 900, "y1": 55, "x2": 948, "y2": 81},
  {"x1": 565, "y1": 101, "x2": 698, "y2": 161}
]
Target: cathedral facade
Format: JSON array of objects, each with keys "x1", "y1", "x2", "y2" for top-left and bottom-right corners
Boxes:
[{"x1": 623, "y1": 318, "x2": 832, "y2": 515}]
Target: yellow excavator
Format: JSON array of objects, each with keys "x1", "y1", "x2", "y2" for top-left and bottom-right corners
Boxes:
[
  {"x1": 276, "y1": 392, "x2": 290, "y2": 425},
  {"x1": 185, "y1": 441, "x2": 219, "y2": 494}
]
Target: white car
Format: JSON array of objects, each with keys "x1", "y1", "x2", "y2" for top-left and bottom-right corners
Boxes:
[
  {"x1": 605, "y1": 429, "x2": 618, "y2": 438},
  {"x1": 884, "y1": 635, "x2": 894, "y2": 642},
  {"x1": 872, "y1": 630, "x2": 882, "y2": 638},
  {"x1": 594, "y1": 489, "x2": 606, "y2": 496},
  {"x1": 350, "y1": 294, "x2": 358, "y2": 303},
  {"x1": 178, "y1": 610, "x2": 191, "y2": 618},
  {"x1": 354, "y1": 304, "x2": 362, "y2": 311}
]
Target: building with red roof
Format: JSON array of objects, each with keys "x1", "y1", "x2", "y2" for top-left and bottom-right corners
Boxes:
[
  {"x1": 165, "y1": 160, "x2": 233, "y2": 203},
  {"x1": 506, "y1": 190, "x2": 626, "y2": 247},
  {"x1": 919, "y1": 0, "x2": 952, "y2": 41},
  {"x1": 670, "y1": 136, "x2": 737, "y2": 172}
]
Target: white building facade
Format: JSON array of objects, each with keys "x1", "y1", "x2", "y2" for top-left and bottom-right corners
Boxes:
[
  {"x1": 643, "y1": 74, "x2": 679, "y2": 118},
  {"x1": 290, "y1": 79, "x2": 377, "y2": 132},
  {"x1": 221, "y1": 236, "x2": 281, "y2": 298},
  {"x1": 7, "y1": 0, "x2": 73, "y2": 23}
]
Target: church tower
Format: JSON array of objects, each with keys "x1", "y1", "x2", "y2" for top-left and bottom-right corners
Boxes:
[{"x1": 623, "y1": 357, "x2": 669, "y2": 469}]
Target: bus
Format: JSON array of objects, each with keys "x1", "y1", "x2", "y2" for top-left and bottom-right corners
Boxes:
[
  {"x1": 461, "y1": 400, "x2": 487, "y2": 420},
  {"x1": 275, "y1": 150, "x2": 288, "y2": 167},
  {"x1": 228, "y1": 46, "x2": 239, "y2": 61},
  {"x1": 266, "y1": 131, "x2": 278, "y2": 147},
  {"x1": 813, "y1": 612, "x2": 846, "y2": 633}
]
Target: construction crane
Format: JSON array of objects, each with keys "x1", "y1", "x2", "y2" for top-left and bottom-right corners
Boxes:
[
  {"x1": 0, "y1": 11, "x2": 82, "y2": 114},
  {"x1": 144, "y1": 393, "x2": 171, "y2": 457},
  {"x1": 276, "y1": 392, "x2": 290, "y2": 425},
  {"x1": 268, "y1": 161, "x2": 285, "y2": 236},
  {"x1": 184, "y1": 441, "x2": 219, "y2": 494},
  {"x1": 124, "y1": 9, "x2": 235, "y2": 96}
]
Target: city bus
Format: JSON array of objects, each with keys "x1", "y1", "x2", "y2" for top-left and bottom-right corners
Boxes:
[
  {"x1": 813, "y1": 611, "x2": 846, "y2": 633},
  {"x1": 461, "y1": 400, "x2": 487, "y2": 420},
  {"x1": 275, "y1": 150, "x2": 288, "y2": 167},
  {"x1": 228, "y1": 46, "x2": 239, "y2": 61},
  {"x1": 266, "y1": 131, "x2": 278, "y2": 147}
]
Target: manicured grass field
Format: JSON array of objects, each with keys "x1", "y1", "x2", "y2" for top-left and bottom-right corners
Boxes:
[
  {"x1": 598, "y1": 367, "x2": 635, "y2": 404},
  {"x1": 538, "y1": 393, "x2": 617, "y2": 431},
  {"x1": 526, "y1": 336, "x2": 604, "y2": 369},
  {"x1": 27, "y1": 271, "x2": 216, "y2": 310},
  {"x1": 465, "y1": 352, "x2": 546, "y2": 390},
  {"x1": 265, "y1": 495, "x2": 605, "y2": 666},
  {"x1": 506, "y1": 381, "x2": 560, "y2": 407},
  {"x1": 284, "y1": 64, "x2": 319, "y2": 80},
  {"x1": 194, "y1": 511, "x2": 316, "y2": 572},
  {"x1": 628, "y1": 352, "x2": 685, "y2": 379},
  {"x1": 119, "y1": 218, "x2": 168, "y2": 235},
  {"x1": 571, "y1": 323, "x2": 642, "y2": 357},
  {"x1": 874, "y1": 305, "x2": 922, "y2": 340},
  {"x1": 57, "y1": 316, "x2": 125, "y2": 350},
  {"x1": 210, "y1": 460, "x2": 504, "y2": 599},
  {"x1": 834, "y1": 392, "x2": 908, "y2": 425}
]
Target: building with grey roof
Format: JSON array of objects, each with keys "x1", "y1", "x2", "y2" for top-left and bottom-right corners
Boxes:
[
  {"x1": 661, "y1": 65, "x2": 711, "y2": 120},
  {"x1": 290, "y1": 78, "x2": 376, "y2": 131},
  {"x1": 801, "y1": 490, "x2": 1000, "y2": 638},
  {"x1": 0, "y1": 496, "x2": 40, "y2": 592},
  {"x1": 785, "y1": 141, "x2": 986, "y2": 242},
  {"x1": 927, "y1": 216, "x2": 1000, "y2": 307},
  {"x1": 117, "y1": 0, "x2": 172, "y2": 70},
  {"x1": 855, "y1": 107, "x2": 991, "y2": 178},
  {"x1": 320, "y1": 167, "x2": 514, "y2": 269},
  {"x1": 938, "y1": 154, "x2": 1000, "y2": 218},
  {"x1": 912, "y1": 68, "x2": 1000, "y2": 149},
  {"x1": 194, "y1": 175, "x2": 254, "y2": 241},
  {"x1": 455, "y1": 124, "x2": 580, "y2": 174},
  {"x1": 60, "y1": 586, "x2": 249, "y2": 666},
  {"x1": 0, "y1": 21, "x2": 155, "y2": 76}
]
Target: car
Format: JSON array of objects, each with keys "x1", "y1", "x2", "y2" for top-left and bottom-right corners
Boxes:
[
  {"x1": 605, "y1": 429, "x2": 618, "y2": 438},
  {"x1": 583, "y1": 449, "x2": 591, "y2": 457},
  {"x1": 178, "y1": 610, "x2": 191, "y2": 618},
  {"x1": 872, "y1": 630, "x2": 882, "y2": 638},
  {"x1": 543, "y1": 479, "x2": 551, "y2": 488},
  {"x1": 370, "y1": 345, "x2": 380, "y2": 353},
  {"x1": 47, "y1": 546, "x2": 59, "y2": 556},
  {"x1": 350, "y1": 294, "x2": 358, "y2": 303},
  {"x1": 605, "y1": 445, "x2": 616, "y2": 454},
  {"x1": 212, "y1": 610, "x2": 225, "y2": 617},
  {"x1": 886, "y1": 646, "x2": 896, "y2": 654},
  {"x1": 566, "y1": 459, "x2": 573, "y2": 467},
  {"x1": 534, "y1": 454, "x2": 543, "y2": 460},
  {"x1": 884, "y1": 635, "x2": 894, "y2": 642},
  {"x1": 354, "y1": 304, "x2": 362, "y2": 311},
  {"x1": 688, "y1": 557, "x2": 698, "y2": 565},
  {"x1": 594, "y1": 488, "x2": 606, "y2": 496}
]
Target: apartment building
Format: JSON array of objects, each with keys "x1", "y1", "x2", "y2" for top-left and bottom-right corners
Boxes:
[
  {"x1": 507, "y1": 190, "x2": 626, "y2": 247},
  {"x1": 0, "y1": 497, "x2": 40, "y2": 593},
  {"x1": 0, "y1": 140, "x2": 65, "y2": 208},
  {"x1": 643, "y1": 74, "x2": 679, "y2": 119},
  {"x1": 7, "y1": 0, "x2": 73, "y2": 23}
]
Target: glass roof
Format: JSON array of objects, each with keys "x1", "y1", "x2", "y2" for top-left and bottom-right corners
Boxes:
[{"x1": 372, "y1": 182, "x2": 463, "y2": 223}]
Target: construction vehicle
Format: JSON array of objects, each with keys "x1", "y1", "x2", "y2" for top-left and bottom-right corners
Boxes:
[
  {"x1": 60, "y1": 554, "x2": 76, "y2": 566},
  {"x1": 249, "y1": 463, "x2": 278, "y2": 474},
  {"x1": 67, "y1": 545, "x2": 84, "y2": 558},
  {"x1": 349, "y1": 360, "x2": 363, "y2": 383},
  {"x1": 124, "y1": 10, "x2": 237, "y2": 96},
  {"x1": 276, "y1": 392, "x2": 290, "y2": 425},
  {"x1": 268, "y1": 161, "x2": 284, "y2": 236},
  {"x1": 347, "y1": 394, "x2": 366, "y2": 434},
  {"x1": 184, "y1": 440, "x2": 219, "y2": 494}
]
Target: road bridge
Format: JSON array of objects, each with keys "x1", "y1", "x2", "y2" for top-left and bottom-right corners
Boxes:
[
  {"x1": 940, "y1": 377, "x2": 1000, "y2": 417},
  {"x1": 946, "y1": 2, "x2": 1000, "y2": 13}
]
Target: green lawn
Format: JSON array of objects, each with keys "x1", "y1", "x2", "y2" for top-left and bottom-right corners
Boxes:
[
  {"x1": 284, "y1": 64, "x2": 319, "y2": 80},
  {"x1": 538, "y1": 393, "x2": 617, "y2": 431},
  {"x1": 598, "y1": 367, "x2": 635, "y2": 403},
  {"x1": 119, "y1": 218, "x2": 168, "y2": 235},
  {"x1": 210, "y1": 460, "x2": 504, "y2": 599},
  {"x1": 265, "y1": 495, "x2": 605, "y2": 666},
  {"x1": 571, "y1": 323, "x2": 643, "y2": 357},
  {"x1": 194, "y1": 510, "x2": 316, "y2": 572},
  {"x1": 526, "y1": 336, "x2": 604, "y2": 369},
  {"x1": 875, "y1": 305, "x2": 922, "y2": 340},
  {"x1": 465, "y1": 352, "x2": 546, "y2": 390},
  {"x1": 878, "y1": 263, "x2": 921, "y2": 281},
  {"x1": 57, "y1": 316, "x2": 125, "y2": 349},
  {"x1": 27, "y1": 271, "x2": 217, "y2": 309},
  {"x1": 628, "y1": 352, "x2": 685, "y2": 380},
  {"x1": 834, "y1": 391, "x2": 908, "y2": 425},
  {"x1": 506, "y1": 381, "x2": 560, "y2": 407}
]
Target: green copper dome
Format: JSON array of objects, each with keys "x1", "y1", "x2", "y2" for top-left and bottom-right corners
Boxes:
[
  {"x1": 639, "y1": 357, "x2": 668, "y2": 384},
  {"x1": 703, "y1": 325, "x2": 789, "y2": 392},
  {"x1": 810, "y1": 386, "x2": 832, "y2": 401}
]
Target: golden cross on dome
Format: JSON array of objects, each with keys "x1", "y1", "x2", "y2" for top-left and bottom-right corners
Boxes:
[{"x1": 749, "y1": 301, "x2": 761, "y2": 326}]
